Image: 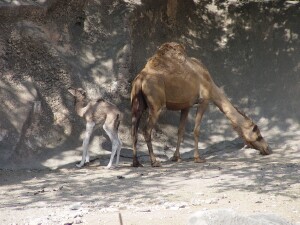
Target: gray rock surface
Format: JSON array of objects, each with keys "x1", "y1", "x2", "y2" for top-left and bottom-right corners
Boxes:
[{"x1": 188, "y1": 209, "x2": 294, "y2": 225}]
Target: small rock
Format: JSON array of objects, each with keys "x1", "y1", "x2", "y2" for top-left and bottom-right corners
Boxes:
[
  {"x1": 64, "y1": 222, "x2": 73, "y2": 225},
  {"x1": 195, "y1": 192, "x2": 204, "y2": 196},
  {"x1": 221, "y1": 194, "x2": 228, "y2": 199},
  {"x1": 135, "y1": 208, "x2": 151, "y2": 212},
  {"x1": 205, "y1": 198, "x2": 219, "y2": 204},
  {"x1": 70, "y1": 202, "x2": 82, "y2": 210},
  {"x1": 164, "y1": 201, "x2": 188, "y2": 210},
  {"x1": 53, "y1": 186, "x2": 64, "y2": 191},
  {"x1": 100, "y1": 207, "x2": 118, "y2": 213},
  {"x1": 191, "y1": 199, "x2": 202, "y2": 206},
  {"x1": 164, "y1": 145, "x2": 170, "y2": 150},
  {"x1": 74, "y1": 218, "x2": 83, "y2": 224},
  {"x1": 74, "y1": 212, "x2": 84, "y2": 218},
  {"x1": 169, "y1": 206, "x2": 180, "y2": 210},
  {"x1": 118, "y1": 205, "x2": 127, "y2": 210}
]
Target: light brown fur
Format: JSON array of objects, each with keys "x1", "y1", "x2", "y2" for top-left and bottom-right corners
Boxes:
[
  {"x1": 131, "y1": 42, "x2": 271, "y2": 167},
  {"x1": 68, "y1": 87, "x2": 122, "y2": 169}
]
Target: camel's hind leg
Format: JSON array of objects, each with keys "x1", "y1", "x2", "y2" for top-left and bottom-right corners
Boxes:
[
  {"x1": 115, "y1": 137, "x2": 122, "y2": 166},
  {"x1": 193, "y1": 100, "x2": 209, "y2": 163},
  {"x1": 131, "y1": 95, "x2": 146, "y2": 167},
  {"x1": 172, "y1": 108, "x2": 190, "y2": 162},
  {"x1": 143, "y1": 108, "x2": 162, "y2": 167},
  {"x1": 76, "y1": 121, "x2": 95, "y2": 168},
  {"x1": 103, "y1": 122, "x2": 122, "y2": 169}
]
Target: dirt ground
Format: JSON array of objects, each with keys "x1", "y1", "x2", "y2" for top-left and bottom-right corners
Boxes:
[
  {"x1": 0, "y1": 146, "x2": 299, "y2": 225},
  {"x1": 0, "y1": 1, "x2": 299, "y2": 224}
]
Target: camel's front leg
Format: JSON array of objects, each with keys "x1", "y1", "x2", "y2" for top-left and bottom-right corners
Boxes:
[
  {"x1": 172, "y1": 108, "x2": 190, "y2": 162},
  {"x1": 193, "y1": 100, "x2": 209, "y2": 163},
  {"x1": 76, "y1": 121, "x2": 95, "y2": 168}
]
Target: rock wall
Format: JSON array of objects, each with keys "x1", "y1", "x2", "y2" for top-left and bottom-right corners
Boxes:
[{"x1": 0, "y1": 0, "x2": 299, "y2": 168}]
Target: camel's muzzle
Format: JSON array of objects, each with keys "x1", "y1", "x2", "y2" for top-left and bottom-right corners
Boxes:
[
  {"x1": 247, "y1": 139, "x2": 272, "y2": 155},
  {"x1": 261, "y1": 145, "x2": 272, "y2": 155}
]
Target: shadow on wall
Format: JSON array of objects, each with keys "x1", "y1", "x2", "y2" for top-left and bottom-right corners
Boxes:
[
  {"x1": 0, "y1": 0, "x2": 135, "y2": 169},
  {"x1": 71, "y1": 0, "x2": 132, "y2": 111},
  {"x1": 0, "y1": 0, "x2": 89, "y2": 168}
]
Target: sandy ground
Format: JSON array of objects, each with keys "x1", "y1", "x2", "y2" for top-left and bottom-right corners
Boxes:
[{"x1": 0, "y1": 146, "x2": 299, "y2": 225}]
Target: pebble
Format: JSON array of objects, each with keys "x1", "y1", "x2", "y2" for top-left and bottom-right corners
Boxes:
[
  {"x1": 74, "y1": 218, "x2": 83, "y2": 224},
  {"x1": 163, "y1": 202, "x2": 189, "y2": 210},
  {"x1": 135, "y1": 208, "x2": 151, "y2": 212},
  {"x1": 100, "y1": 206, "x2": 119, "y2": 213},
  {"x1": 205, "y1": 198, "x2": 219, "y2": 204},
  {"x1": 195, "y1": 192, "x2": 204, "y2": 196},
  {"x1": 191, "y1": 199, "x2": 202, "y2": 206},
  {"x1": 70, "y1": 202, "x2": 82, "y2": 210}
]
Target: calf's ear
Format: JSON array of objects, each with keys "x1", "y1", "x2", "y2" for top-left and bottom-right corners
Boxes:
[
  {"x1": 68, "y1": 88, "x2": 76, "y2": 96},
  {"x1": 78, "y1": 88, "x2": 86, "y2": 96}
]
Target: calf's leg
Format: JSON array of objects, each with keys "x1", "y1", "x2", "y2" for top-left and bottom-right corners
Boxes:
[
  {"x1": 76, "y1": 121, "x2": 95, "y2": 168},
  {"x1": 103, "y1": 124, "x2": 120, "y2": 169}
]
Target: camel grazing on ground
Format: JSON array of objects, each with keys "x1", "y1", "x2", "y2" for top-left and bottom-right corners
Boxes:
[
  {"x1": 68, "y1": 87, "x2": 122, "y2": 169},
  {"x1": 131, "y1": 42, "x2": 271, "y2": 167}
]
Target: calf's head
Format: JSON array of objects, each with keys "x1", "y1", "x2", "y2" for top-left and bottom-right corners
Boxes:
[{"x1": 68, "y1": 87, "x2": 87, "y2": 103}]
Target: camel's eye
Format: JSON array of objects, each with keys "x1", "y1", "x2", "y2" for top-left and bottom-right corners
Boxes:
[
  {"x1": 256, "y1": 135, "x2": 263, "y2": 141},
  {"x1": 252, "y1": 125, "x2": 258, "y2": 132}
]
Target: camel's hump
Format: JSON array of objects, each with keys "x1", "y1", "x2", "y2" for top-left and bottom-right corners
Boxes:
[
  {"x1": 156, "y1": 42, "x2": 187, "y2": 58},
  {"x1": 146, "y1": 42, "x2": 187, "y2": 68}
]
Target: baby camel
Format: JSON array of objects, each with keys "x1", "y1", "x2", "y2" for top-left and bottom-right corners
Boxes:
[{"x1": 68, "y1": 87, "x2": 122, "y2": 169}]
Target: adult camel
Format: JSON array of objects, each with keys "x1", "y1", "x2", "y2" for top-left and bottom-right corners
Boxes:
[{"x1": 131, "y1": 42, "x2": 271, "y2": 167}]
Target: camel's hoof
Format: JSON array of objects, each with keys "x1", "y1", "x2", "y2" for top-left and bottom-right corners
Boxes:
[
  {"x1": 171, "y1": 156, "x2": 182, "y2": 162},
  {"x1": 194, "y1": 157, "x2": 206, "y2": 163},
  {"x1": 132, "y1": 161, "x2": 144, "y2": 167},
  {"x1": 76, "y1": 162, "x2": 90, "y2": 168},
  {"x1": 105, "y1": 165, "x2": 113, "y2": 170},
  {"x1": 76, "y1": 163, "x2": 84, "y2": 168},
  {"x1": 151, "y1": 161, "x2": 161, "y2": 167}
]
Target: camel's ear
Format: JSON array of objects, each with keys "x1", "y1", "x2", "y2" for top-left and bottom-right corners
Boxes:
[
  {"x1": 77, "y1": 88, "x2": 86, "y2": 96},
  {"x1": 68, "y1": 88, "x2": 76, "y2": 96}
]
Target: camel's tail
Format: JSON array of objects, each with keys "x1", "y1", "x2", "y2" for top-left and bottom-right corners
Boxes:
[
  {"x1": 131, "y1": 74, "x2": 148, "y2": 114},
  {"x1": 131, "y1": 74, "x2": 147, "y2": 144}
]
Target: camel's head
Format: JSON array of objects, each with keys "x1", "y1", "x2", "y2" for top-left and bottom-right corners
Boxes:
[
  {"x1": 68, "y1": 87, "x2": 87, "y2": 103},
  {"x1": 245, "y1": 124, "x2": 272, "y2": 155}
]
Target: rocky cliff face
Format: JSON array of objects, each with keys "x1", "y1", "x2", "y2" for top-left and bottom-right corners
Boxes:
[
  {"x1": 0, "y1": 0, "x2": 299, "y2": 168},
  {"x1": 1, "y1": 1, "x2": 87, "y2": 166}
]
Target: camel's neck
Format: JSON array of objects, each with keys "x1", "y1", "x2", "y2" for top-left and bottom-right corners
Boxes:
[
  {"x1": 211, "y1": 83, "x2": 253, "y2": 137},
  {"x1": 74, "y1": 99, "x2": 90, "y2": 117}
]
